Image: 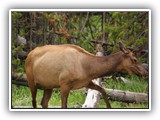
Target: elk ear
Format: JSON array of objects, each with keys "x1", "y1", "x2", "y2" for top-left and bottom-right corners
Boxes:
[{"x1": 119, "y1": 41, "x2": 129, "y2": 54}]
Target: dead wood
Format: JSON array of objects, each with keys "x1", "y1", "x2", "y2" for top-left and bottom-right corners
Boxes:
[{"x1": 105, "y1": 88, "x2": 148, "y2": 103}]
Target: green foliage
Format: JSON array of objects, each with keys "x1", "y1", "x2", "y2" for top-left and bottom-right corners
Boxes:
[
  {"x1": 12, "y1": 12, "x2": 22, "y2": 19},
  {"x1": 17, "y1": 44, "x2": 24, "y2": 52},
  {"x1": 77, "y1": 39, "x2": 93, "y2": 53},
  {"x1": 11, "y1": 11, "x2": 148, "y2": 56},
  {"x1": 12, "y1": 40, "x2": 25, "y2": 73},
  {"x1": 12, "y1": 58, "x2": 20, "y2": 66},
  {"x1": 11, "y1": 12, "x2": 148, "y2": 46}
]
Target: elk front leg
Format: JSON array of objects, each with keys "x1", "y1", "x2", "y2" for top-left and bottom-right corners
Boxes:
[
  {"x1": 60, "y1": 85, "x2": 70, "y2": 108},
  {"x1": 41, "y1": 89, "x2": 53, "y2": 108},
  {"x1": 87, "y1": 81, "x2": 111, "y2": 108}
]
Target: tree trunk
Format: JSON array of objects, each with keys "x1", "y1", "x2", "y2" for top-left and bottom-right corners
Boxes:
[
  {"x1": 80, "y1": 12, "x2": 89, "y2": 33},
  {"x1": 29, "y1": 12, "x2": 33, "y2": 51},
  {"x1": 102, "y1": 12, "x2": 106, "y2": 42}
]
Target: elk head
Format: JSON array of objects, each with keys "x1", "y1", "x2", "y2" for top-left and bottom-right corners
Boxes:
[{"x1": 119, "y1": 41, "x2": 148, "y2": 77}]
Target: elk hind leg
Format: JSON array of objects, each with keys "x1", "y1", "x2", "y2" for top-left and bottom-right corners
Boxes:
[{"x1": 29, "y1": 84, "x2": 37, "y2": 108}]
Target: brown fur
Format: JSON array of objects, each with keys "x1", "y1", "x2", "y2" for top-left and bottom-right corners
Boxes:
[{"x1": 25, "y1": 44, "x2": 148, "y2": 108}]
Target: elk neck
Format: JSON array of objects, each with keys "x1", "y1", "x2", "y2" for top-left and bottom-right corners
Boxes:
[{"x1": 84, "y1": 52, "x2": 124, "y2": 79}]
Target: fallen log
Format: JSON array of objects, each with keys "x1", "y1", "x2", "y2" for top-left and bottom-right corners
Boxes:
[
  {"x1": 11, "y1": 72, "x2": 148, "y2": 103},
  {"x1": 12, "y1": 72, "x2": 27, "y2": 81},
  {"x1": 105, "y1": 88, "x2": 148, "y2": 103},
  {"x1": 12, "y1": 72, "x2": 43, "y2": 89},
  {"x1": 12, "y1": 80, "x2": 28, "y2": 87}
]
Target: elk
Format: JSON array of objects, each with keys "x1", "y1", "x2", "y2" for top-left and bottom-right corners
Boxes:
[{"x1": 25, "y1": 41, "x2": 148, "y2": 108}]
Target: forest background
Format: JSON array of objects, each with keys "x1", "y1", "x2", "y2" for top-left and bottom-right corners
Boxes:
[{"x1": 11, "y1": 11, "x2": 149, "y2": 108}]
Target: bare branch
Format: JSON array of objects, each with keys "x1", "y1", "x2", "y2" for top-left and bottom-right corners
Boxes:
[{"x1": 80, "y1": 12, "x2": 89, "y2": 33}]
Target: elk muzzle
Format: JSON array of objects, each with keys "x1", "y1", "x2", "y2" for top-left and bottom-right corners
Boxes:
[{"x1": 130, "y1": 63, "x2": 148, "y2": 77}]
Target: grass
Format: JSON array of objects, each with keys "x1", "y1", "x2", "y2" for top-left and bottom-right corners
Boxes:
[
  {"x1": 11, "y1": 75, "x2": 149, "y2": 109},
  {"x1": 11, "y1": 85, "x2": 86, "y2": 108},
  {"x1": 105, "y1": 75, "x2": 148, "y2": 93}
]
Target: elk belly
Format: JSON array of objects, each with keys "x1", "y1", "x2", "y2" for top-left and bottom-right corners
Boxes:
[{"x1": 32, "y1": 56, "x2": 62, "y2": 89}]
